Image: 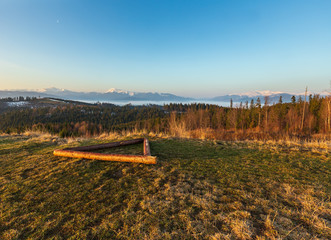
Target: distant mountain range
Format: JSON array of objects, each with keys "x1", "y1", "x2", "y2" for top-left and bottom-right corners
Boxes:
[
  {"x1": 211, "y1": 92, "x2": 298, "y2": 103},
  {"x1": 0, "y1": 87, "x2": 328, "y2": 103},
  {"x1": 0, "y1": 88, "x2": 193, "y2": 102},
  {"x1": 211, "y1": 90, "x2": 329, "y2": 103}
]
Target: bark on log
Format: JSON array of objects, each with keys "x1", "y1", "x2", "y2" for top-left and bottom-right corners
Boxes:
[
  {"x1": 143, "y1": 138, "x2": 151, "y2": 156},
  {"x1": 53, "y1": 150, "x2": 156, "y2": 164},
  {"x1": 64, "y1": 138, "x2": 144, "y2": 151}
]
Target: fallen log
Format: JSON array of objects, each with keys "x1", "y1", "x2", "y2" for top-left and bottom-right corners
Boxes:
[
  {"x1": 53, "y1": 149, "x2": 156, "y2": 164},
  {"x1": 64, "y1": 138, "x2": 144, "y2": 151},
  {"x1": 53, "y1": 138, "x2": 157, "y2": 164}
]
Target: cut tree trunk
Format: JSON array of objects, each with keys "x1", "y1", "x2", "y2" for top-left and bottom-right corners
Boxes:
[{"x1": 53, "y1": 149, "x2": 156, "y2": 164}]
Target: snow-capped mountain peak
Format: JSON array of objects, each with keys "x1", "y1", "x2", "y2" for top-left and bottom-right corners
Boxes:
[
  {"x1": 233, "y1": 90, "x2": 285, "y2": 97},
  {"x1": 106, "y1": 88, "x2": 126, "y2": 94},
  {"x1": 38, "y1": 87, "x2": 66, "y2": 93},
  {"x1": 106, "y1": 88, "x2": 135, "y2": 96}
]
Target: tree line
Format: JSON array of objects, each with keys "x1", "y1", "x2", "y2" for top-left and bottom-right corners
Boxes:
[
  {"x1": 0, "y1": 95, "x2": 329, "y2": 140},
  {"x1": 164, "y1": 95, "x2": 330, "y2": 140},
  {"x1": 0, "y1": 96, "x2": 38, "y2": 102}
]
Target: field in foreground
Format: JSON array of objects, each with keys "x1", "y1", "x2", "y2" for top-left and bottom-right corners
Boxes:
[{"x1": 0, "y1": 134, "x2": 330, "y2": 239}]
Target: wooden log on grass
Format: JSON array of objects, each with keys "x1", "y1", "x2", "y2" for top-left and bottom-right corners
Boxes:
[
  {"x1": 53, "y1": 138, "x2": 157, "y2": 164},
  {"x1": 53, "y1": 149, "x2": 157, "y2": 164},
  {"x1": 64, "y1": 138, "x2": 144, "y2": 151}
]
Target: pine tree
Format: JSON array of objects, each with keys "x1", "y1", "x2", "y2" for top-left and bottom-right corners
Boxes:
[
  {"x1": 278, "y1": 96, "x2": 283, "y2": 104},
  {"x1": 256, "y1": 97, "x2": 261, "y2": 128}
]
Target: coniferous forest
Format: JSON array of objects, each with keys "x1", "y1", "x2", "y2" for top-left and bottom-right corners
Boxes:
[{"x1": 0, "y1": 95, "x2": 330, "y2": 140}]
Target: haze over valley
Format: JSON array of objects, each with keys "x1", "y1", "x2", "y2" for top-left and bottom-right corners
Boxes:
[{"x1": 1, "y1": 87, "x2": 327, "y2": 106}]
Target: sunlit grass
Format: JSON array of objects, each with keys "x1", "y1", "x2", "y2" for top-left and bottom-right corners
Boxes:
[{"x1": 0, "y1": 134, "x2": 330, "y2": 239}]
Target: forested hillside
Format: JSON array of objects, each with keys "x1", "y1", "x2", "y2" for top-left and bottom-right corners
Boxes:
[{"x1": 0, "y1": 95, "x2": 330, "y2": 140}]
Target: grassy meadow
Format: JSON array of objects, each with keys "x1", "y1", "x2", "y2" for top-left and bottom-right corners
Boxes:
[{"x1": 0, "y1": 133, "x2": 330, "y2": 239}]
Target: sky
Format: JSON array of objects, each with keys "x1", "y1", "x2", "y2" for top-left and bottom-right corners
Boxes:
[{"x1": 0, "y1": 0, "x2": 330, "y2": 97}]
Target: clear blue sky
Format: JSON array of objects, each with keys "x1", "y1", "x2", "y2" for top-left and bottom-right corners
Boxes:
[{"x1": 0, "y1": 0, "x2": 330, "y2": 97}]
